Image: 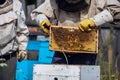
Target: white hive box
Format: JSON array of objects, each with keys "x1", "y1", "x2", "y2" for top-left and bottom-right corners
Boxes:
[{"x1": 33, "y1": 64, "x2": 100, "y2": 80}]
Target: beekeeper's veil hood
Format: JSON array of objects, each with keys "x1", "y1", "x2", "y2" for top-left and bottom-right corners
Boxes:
[
  {"x1": 56, "y1": 0, "x2": 89, "y2": 12},
  {"x1": 0, "y1": 0, "x2": 13, "y2": 7}
]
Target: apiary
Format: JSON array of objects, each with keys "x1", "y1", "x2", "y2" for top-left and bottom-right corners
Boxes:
[{"x1": 49, "y1": 25, "x2": 98, "y2": 54}]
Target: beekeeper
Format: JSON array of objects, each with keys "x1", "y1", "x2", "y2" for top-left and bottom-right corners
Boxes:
[
  {"x1": 31, "y1": 0, "x2": 120, "y2": 65},
  {"x1": 0, "y1": 0, "x2": 29, "y2": 80}
]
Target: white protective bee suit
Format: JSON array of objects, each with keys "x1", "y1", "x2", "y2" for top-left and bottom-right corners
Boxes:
[
  {"x1": 31, "y1": 0, "x2": 120, "y2": 65},
  {"x1": 0, "y1": 0, "x2": 29, "y2": 80}
]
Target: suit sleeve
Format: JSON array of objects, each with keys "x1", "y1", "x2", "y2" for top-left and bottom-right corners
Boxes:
[{"x1": 16, "y1": 1, "x2": 29, "y2": 51}]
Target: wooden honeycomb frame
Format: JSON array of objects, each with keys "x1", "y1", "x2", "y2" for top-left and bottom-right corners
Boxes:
[{"x1": 49, "y1": 25, "x2": 98, "y2": 54}]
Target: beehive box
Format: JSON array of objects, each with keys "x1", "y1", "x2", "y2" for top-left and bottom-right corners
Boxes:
[
  {"x1": 33, "y1": 64, "x2": 100, "y2": 80},
  {"x1": 49, "y1": 26, "x2": 98, "y2": 54}
]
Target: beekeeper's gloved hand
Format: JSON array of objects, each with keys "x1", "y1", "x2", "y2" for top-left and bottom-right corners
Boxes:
[
  {"x1": 36, "y1": 14, "x2": 51, "y2": 35},
  {"x1": 17, "y1": 50, "x2": 27, "y2": 62},
  {"x1": 78, "y1": 18, "x2": 96, "y2": 32},
  {"x1": 78, "y1": 10, "x2": 114, "y2": 32}
]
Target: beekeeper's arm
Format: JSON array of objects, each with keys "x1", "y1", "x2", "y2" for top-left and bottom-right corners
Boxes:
[
  {"x1": 15, "y1": 0, "x2": 29, "y2": 61},
  {"x1": 31, "y1": 0, "x2": 58, "y2": 35},
  {"x1": 78, "y1": 0, "x2": 120, "y2": 32}
]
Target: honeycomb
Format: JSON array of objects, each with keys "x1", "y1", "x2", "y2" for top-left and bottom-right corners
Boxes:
[{"x1": 49, "y1": 26, "x2": 98, "y2": 54}]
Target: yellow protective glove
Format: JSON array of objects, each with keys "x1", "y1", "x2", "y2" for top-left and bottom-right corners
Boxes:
[
  {"x1": 78, "y1": 18, "x2": 96, "y2": 32},
  {"x1": 39, "y1": 19, "x2": 51, "y2": 35}
]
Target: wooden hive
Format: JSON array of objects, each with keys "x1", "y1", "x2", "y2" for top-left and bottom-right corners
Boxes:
[{"x1": 49, "y1": 25, "x2": 98, "y2": 54}]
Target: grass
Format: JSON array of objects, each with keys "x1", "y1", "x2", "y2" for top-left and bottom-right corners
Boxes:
[{"x1": 97, "y1": 27, "x2": 120, "y2": 80}]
